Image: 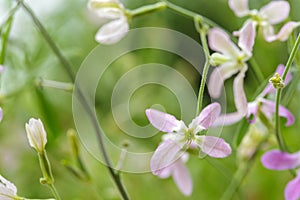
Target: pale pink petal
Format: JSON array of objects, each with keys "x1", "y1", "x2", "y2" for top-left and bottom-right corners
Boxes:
[
  {"x1": 285, "y1": 172, "x2": 300, "y2": 200},
  {"x1": 260, "y1": 99, "x2": 295, "y2": 126},
  {"x1": 228, "y1": 0, "x2": 249, "y2": 17},
  {"x1": 237, "y1": 20, "x2": 255, "y2": 54},
  {"x1": 150, "y1": 140, "x2": 183, "y2": 175},
  {"x1": 275, "y1": 21, "x2": 300, "y2": 42},
  {"x1": 88, "y1": 0, "x2": 124, "y2": 20},
  {"x1": 95, "y1": 18, "x2": 129, "y2": 45},
  {"x1": 0, "y1": 65, "x2": 4, "y2": 74},
  {"x1": 0, "y1": 108, "x2": 2, "y2": 122},
  {"x1": 146, "y1": 109, "x2": 182, "y2": 133},
  {"x1": 196, "y1": 136, "x2": 232, "y2": 158},
  {"x1": 208, "y1": 62, "x2": 240, "y2": 98},
  {"x1": 157, "y1": 166, "x2": 172, "y2": 179},
  {"x1": 0, "y1": 175, "x2": 17, "y2": 198},
  {"x1": 246, "y1": 102, "x2": 259, "y2": 124},
  {"x1": 213, "y1": 111, "x2": 245, "y2": 126},
  {"x1": 261, "y1": 150, "x2": 300, "y2": 170},
  {"x1": 189, "y1": 102, "x2": 221, "y2": 130},
  {"x1": 263, "y1": 24, "x2": 276, "y2": 42},
  {"x1": 208, "y1": 28, "x2": 240, "y2": 57},
  {"x1": 233, "y1": 70, "x2": 248, "y2": 115},
  {"x1": 172, "y1": 159, "x2": 193, "y2": 196},
  {"x1": 259, "y1": 1, "x2": 290, "y2": 25},
  {"x1": 260, "y1": 64, "x2": 292, "y2": 97}
]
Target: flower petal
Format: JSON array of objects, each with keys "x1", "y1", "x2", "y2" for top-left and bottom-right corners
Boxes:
[
  {"x1": 233, "y1": 69, "x2": 248, "y2": 115},
  {"x1": 95, "y1": 18, "x2": 129, "y2": 45},
  {"x1": 263, "y1": 24, "x2": 276, "y2": 42},
  {"x1": 150, "y1": 140, "x2": 183, "y2": 175},
  {"x1": 0, "y1": 107, "x2": 2, "y2": 122},
  {"x1": 237, "y1": 20, "x2": 255, "y2": 54},
  {"x1": 261, "y1": 150, "x2": 300, "y2": 170},
  {"x1": 260, "y1": 99, "x2": 295, "y2": 126},
  {"x1": 0, "y1": 65, "x2": 4, "y2": 74},
  {"x1": 146, "y1": 109, "x2": 182, "y2": 133},
  {"x1": 172, "y1": 159, "x2": 193, "y2": 196},
  {"x1": 196, "y1": 136, "x2": 232, "y2": 158},
  {"x1": 259, "y1": 1, "x2": 290, "y2": 25},
  {"x1": 189, "y1": 102, "x2": 221, "y2": 130},
  {"x1": 213, "y1": 111, "x2": 245, "y2": 126},
  {"x1": 208, "y1": 28, "x2": 241, "y2": 57},
  {"x1": 0, "y1": 175, "x2": 17, "y2": 197},
  {"x1": 246, "y1": 102, "x2": 259, "y2": 124},
  {"x1": 275, "y1": 21, "x2": 300, "y2": 42},
  {"x1": 285, "y1": 172, "x2": 300, "y2": 200},
  {"x1": 88, "y1": 0, "x2": 124, "y2": 20},
  {"x1": 228, "y1": 0, "x2": 249, "y2": 17},
  {"x1": 208, "y1": 62, "x2": 240, "y2": 98}
]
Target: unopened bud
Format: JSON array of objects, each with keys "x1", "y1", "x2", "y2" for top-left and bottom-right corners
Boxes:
[
  {"x1": 269, "y1": 73, "x2": 284, "y2": 89},
  {"x1": 25, "y1": 118, "x2": 47, "y2": 153}
]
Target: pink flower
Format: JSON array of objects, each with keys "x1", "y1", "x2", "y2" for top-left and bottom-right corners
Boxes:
[
  {"x1": 146, "y1": 103, "x2": 232, "y2": 195},
  {"x1": 229, "y1": 0, "x2": 300, "y2": 42},
  {"x1": 208, "y1": 28, "x2": 251, "y2": 120},
  {"x1": 261, "y1": 149, "x2": 300, "y2": 200},
  {"x1": 214, "y1": 65, "x2": 294, "y2": 126},
  {"x1": 0, "y1": 108, "x2": 2, "y2": 122}
]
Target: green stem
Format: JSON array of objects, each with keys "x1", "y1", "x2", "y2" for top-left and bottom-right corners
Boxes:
[
  {"x1": 48, "y1": 184, "x2": 61, "y2": 200},
  {"x1": 128, "y1": 2, "x2": 167, "y2": 18},
  {"x1": 274, "y1": 33, "x2": 300, "y2": 152},
  {"x1": 20, "y1": 1, "x2": 129, "y2": 199},
  {"x1": 37, "y1": 78, "x2": 73, "y2": 92},
  {"x1": 194, "y1": 16, "x2": 211, "y2": 115},
  {"x1": 249, "y1": 58, "x2": 264, "y2": 83},
  {"x1": 0, "y1": 9, "x2": 15, "y2": 64}
]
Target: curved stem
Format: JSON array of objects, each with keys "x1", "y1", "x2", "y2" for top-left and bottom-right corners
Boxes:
[
  {"x1": 129, "y1": 2, "x2": 167, "y2": 18},
  {"x1": 20, "y1": 1, "x2": 129, "y2": 199},
  {"x1": 48, "y1": 184, "x2": 61, "y2": 200},
  {"x1": 194, "y1": 16, "x2": 210, "y2": 115}
]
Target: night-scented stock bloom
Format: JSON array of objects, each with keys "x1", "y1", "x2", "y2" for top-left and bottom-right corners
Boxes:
[
  {"x1": 214, "y1": 65, "x2": 295, "y2": 126},
  {"x1": 146, "y1": 103, "x2": 232, "y2": 195},
  {"x1": 25, "y1": 118, "x2": 47, "y2": 153},
  {"x1": 0, "y1": 175, "x2": 19, "y2": 200},
  {"x1": 229, "y1": 0, "x2": 300, "y2": 43},
  {"x1": 208, "y1": 27, "x2": 253, "y2": 120},
  {"x1": 88, "y1": 0, "x2": 129, "y2": 44},
  {"x1": 261, "y1": 150, "x2": 300, "y2": 200}
]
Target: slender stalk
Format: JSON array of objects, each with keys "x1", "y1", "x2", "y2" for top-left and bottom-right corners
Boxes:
[
  {"x1": 194, "y1": 16, "x2": 210, "y2": 115},
  {"x1": 129, "y1": 2, "x2": 167, "y2": 18},
  {"x1": 20, "y1": 1, "x2": 129, "y2": 199},
  {"x1": 48, "y1": 184, "x2": 61, "y2": 200},
  {"x1": 249, "y1": 58, "x2": 264, "y2": 83},
  {"x1": 274, "y1": 33, "x2": 300, "y2": 152}
]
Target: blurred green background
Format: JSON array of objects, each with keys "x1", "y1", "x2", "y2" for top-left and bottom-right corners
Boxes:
[{"x1": 0, "y1": 0, "x2": 300, "y2": 199}]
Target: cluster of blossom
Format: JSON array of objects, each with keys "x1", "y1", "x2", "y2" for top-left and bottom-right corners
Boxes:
[{"x1": 86, "y1": 0, "x2": 300, "y2": 198}]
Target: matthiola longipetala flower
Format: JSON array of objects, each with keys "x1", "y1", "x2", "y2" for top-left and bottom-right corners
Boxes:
[
  {"x1": 146, "y1": 103, "x2": 232, "y2": 195},
  {"x1": 208, "y1": 28, "x2": 253, "y2": 119},
  {"x1": 0, "y1": 175, "x2": 19, "y2": 200},
  {"x1": 261, "y1": 149, "x2": 300, "y2": 200},
  {"x1": 88, "y1": 0, "x2": 129, "y2": 44},
  {"x1": 214, "y1": 65, "x2": 294, "y2": 126},
  {"x1": 25, "y1": 118, "x2": 47, "y2": 153},
  {"x1": 229, "y1": 0, "x2": 300, "y2": 43}
]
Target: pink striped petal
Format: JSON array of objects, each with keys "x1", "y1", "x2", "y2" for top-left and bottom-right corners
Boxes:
[
  {"x1": 275, "y1": 21, "x2": 300, "y2": 42},
  {"x1": 189, "y1": 103, "x2": 221, "y2": 130},
  {"x1": 260, "y1": 99, "x2": 295, "y2": 126},
  {"x1": 172, "y1": 159, "x2": 193, "y2": 196},
  {"x1": 237, "y1": 20, "x2": 255, "y2": 54},
  {"x1": 246, "y1": 102, "x2": 259, "y2": 124},
  {"x1": 0, "y1": 107, "x2": 2, "y2": 122},
  {"x1": 285, "y1": 172, "x2": 300, "y2": 200},
  {"x1": 208, "y1": 62, "x2": 240, "y2": 98},
  {"x1": 146, "y1": 109, "x2": 182, "y2": 133},
  {"x1": 196, "y1": 136, "x2": 232, "y2": 158},
  {"x1": 261, "y1": 150, "x2": 300, "y2": 170},
  {"x1": 228, "y1": 0, "x2": 249, "y2": 17},
  {"x1": 150, "y1": 140, "x2": 183, "y2": 175},
  {"x1": 208, "y1": 28, "x2": 240, "y2": 57},
  {"x1": 213, "y1": 111, "x2": 245, "y2": 126},
  {"x1": 233, "y1": 70, "x2": 248, "y2": 115},
  {"x1": 259, "y1": 1, "x2": 290, "y2": 25}
]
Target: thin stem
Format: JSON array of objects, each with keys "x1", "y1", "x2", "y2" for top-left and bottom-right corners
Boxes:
[
  {"x1": 274, "y1": 33, "x2": 300, "y2": 152},
  {"x1": 128, "y1": 2, "x2": 167, "y2": 18},
  {"x1": 37, "y1": 78, "x2": 73, "y2": 92},
  {"x1": 249, "y1": 58, "x2": 264, "y2": 83},
  {"x1": 48, "y1": 184, "x2": 61, "y2": 200},
  {"x1": 194, "y1": 16, "x2": 210, "y2": 115},
  {"x1": 20, "y1": 1, "x2": 129, "y2": 199}
]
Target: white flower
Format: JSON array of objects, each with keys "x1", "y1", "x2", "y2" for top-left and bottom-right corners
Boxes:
[
  {"x1": 88, "y1": 0, "x2": 129, "y2": 44},
  {"x1": 0, "y1": 175, "x2": 18, "y2": 200},
  {"x1": 25, "y1": 118, "x2": 47, "y2": 152}
]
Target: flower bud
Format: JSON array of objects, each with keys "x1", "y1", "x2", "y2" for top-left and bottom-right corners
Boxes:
[
  {"x1": 25, "y1": 118, "x2": 47, "y2": 153},
  {"x1": 269, "y1": 73, "x2": 285, "y2": 89}
]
